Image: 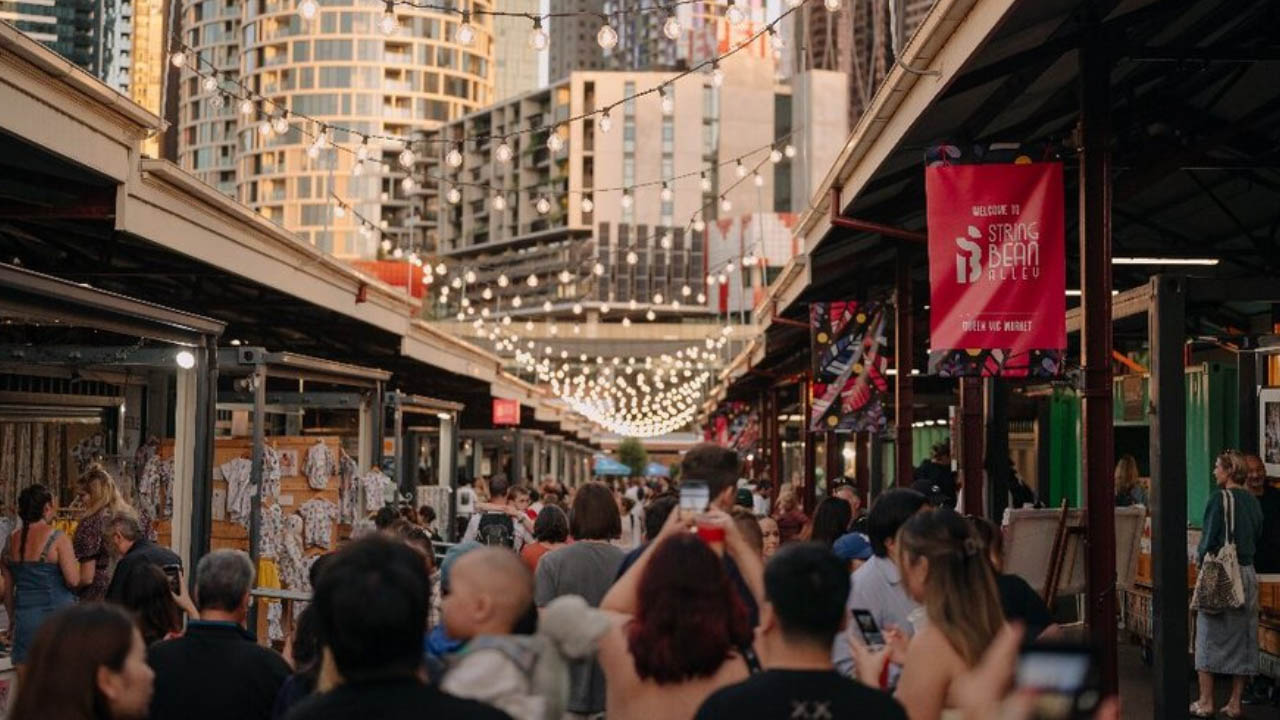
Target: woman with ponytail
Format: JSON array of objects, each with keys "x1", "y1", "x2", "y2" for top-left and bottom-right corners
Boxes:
[
  {"x1": 73, "y1": 465, "x2": 132, "y2": 601},
  {"x1": 2, "y1": 484, "x2": 79, "y2": 665},
  {"x1": 851, "y1": 508, "x2": 1005, "y2": 720}
]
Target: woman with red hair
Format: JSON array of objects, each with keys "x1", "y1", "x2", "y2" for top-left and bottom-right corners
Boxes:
[{"x1": 597, "y1": 508, "x2": 763, "y2": 720}]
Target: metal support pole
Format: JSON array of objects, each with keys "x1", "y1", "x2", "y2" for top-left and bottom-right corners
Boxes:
[
  {"x1": 895, "y1": 250, "x2": 915, "y2": 486},
  {"x1": 1149, "y1": 275, "x2": 1188, "y2": 720},
  {"x1": 854, "y1": 431, "x2": 870, "y2": 500},
  {"x1": 985, "y1": 378, "x2": 1011, "y2": 520},
  {"x1": 1079, "y1": 26, "x2": 1118, "y2": 695},
  {"x1": 825, "y1": 433, "x2": 843, "y2": 488},
  {"x1": 184, "y1": 338, "x2": 217, "y2": 569},
  {"x1": 802, "y1": 375, "x2": 817, "y2": 513},
  {"x1": 393, "y1": 398, "x2": 406, "y2": 499},
  {"x1": 769, "y1": 387, "x2": 783, "y2": 501},
  {"x1": 246, "y1": 361, "x2": 266, "y2": 633},
  {"x1": 1238, "y1": 343, "x2": 1258, "y2": 454},
  {"x1": 960, "y1": 377, "x2": 984, "y2": 515},
  {"x1": 868, "y1": 433, "x2": 884, "y2": 504}
]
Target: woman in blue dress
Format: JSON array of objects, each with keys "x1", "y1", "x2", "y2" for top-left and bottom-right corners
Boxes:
[{"x1": 3, "y1": 484, "x2": 79, "y2": 665}]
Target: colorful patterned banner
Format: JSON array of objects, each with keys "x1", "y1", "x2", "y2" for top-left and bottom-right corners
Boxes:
[{"x1": 809, "y1": 301, "x2": 891, "y2": 433}]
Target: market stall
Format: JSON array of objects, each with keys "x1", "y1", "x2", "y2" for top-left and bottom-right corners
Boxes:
[{"x1": 383, "y1": 391, "x2": 461, "y2": 540}]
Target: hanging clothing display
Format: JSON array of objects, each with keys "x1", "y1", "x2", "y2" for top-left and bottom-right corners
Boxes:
[
  {"x1": 338, "y1": 449, "x2": 358, "y2": 524},
  {"x1": 139, "y1": 455, "x2": 174, "y2": 520},
  {"x1": 220, "y1": 458, "x2": 255, "y2": 528},
  {"x1": 262, "y1": 445, "x2": 282, "y2": 501},
  {"x1": 258, "y1": 504, "x2": 284, "y2": 559},
  {"x1": 299, "y1": 498, "x2": 339, "y2": 549},
  {"x1": 70, "y1": 432, "x2": 105, "y2": 473},
  {"x1": 303, "y1": 441, "x2": 335, "y2": 490},
  {"x1": 278, "y1": 513, "x2": 307, "y2": 592},
  {"x1": 359, "y1": 469, "x2": 395, "y2": 514}
]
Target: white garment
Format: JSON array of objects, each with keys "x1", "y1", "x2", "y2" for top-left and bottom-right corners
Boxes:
[
  {"x1": 220, "y1": 458, "x2": 255, "y2": 528},
  {"x1": 279, "y1": 514, "x2": 307, "y2": 591},
  {"x1": 258, "y1": 504, "x2": 284, "y2": 559},
  {"x1": 457, "y1": 486, "x2": 478, "y2": 517},
  {"x1": 299, "y1": 498, "x2": 340, "y2": 549},
  {"x1": 303, "y1": 442, "x2": 335, "y2": 490},
  {"x1": 360, "y1": 470, "x2": 395, "y2": 513}
]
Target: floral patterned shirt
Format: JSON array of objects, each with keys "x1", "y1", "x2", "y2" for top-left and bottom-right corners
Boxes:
[{"x1": 73, "y1": 508, "x2": 112, "y2": 601}]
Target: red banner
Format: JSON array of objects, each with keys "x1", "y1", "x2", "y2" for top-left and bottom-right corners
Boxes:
[
  {"x1": 492, "y1": 398, "x2": 519, "y2": 426},
  {"x1": 925, "y1": 162, "x2": 1065, "y2": 377}
]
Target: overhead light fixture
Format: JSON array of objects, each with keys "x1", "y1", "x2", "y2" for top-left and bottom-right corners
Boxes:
[
  {"x1": 1065, "y1": 289, "x2": 1121, "y2": 297},
  {"x1": 1112, "y1": 257, "x2": 1219, "y2": 266},
  {"x1": 175, "y1": 350, "x2": 196, "y2": 369}
]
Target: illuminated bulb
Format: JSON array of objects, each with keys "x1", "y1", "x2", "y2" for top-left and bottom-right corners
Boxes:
[
  {"x1": 465, "y1": 270, "x2": 477, "y2": 283},
  {"x1": 597, "y1": 111, "x2": 612, "y2": 133},
  {"x1": 710, "y1": 62, "x2": 724, "y2": 87},
  {"x1": 753, "y1": 172, "x2": 764, "y2": 187},
  {"x1": 653, "y1": 292, "x2": 664, "y2": 304},
  {"x1": 600, "y1": 304, "x2": 610, "y2": 314},
  {"x1": 271, "y1": 113, "x2": 288, "y2": 134},
  {"x1": 456, "y1": 312, "x2": 465, "y2": 321},
  {"x1": 527, "y1": 274, "x2": 539, "y2": 287},
  {"x1": 460, "y1": 297, "x2": 470, "y2": 308},
  {"x1": 446, "y1": 186, "x2": 461, "y2": 204},
  {"x1": 597, "y1": 23, "x2": 618, "y2": 49},
  {"x1": 356, "y1": 139, "x2": 370, "y2": 161},
  {"x1": 400, "y1": 177, "x2": 414, "y2": 191},
  {"x1": 558, "y1": 269, "x2": 572, "y2": 284},
  {"x1": 725, "y1": 1, "x2": 745, "y2": 26},
  {"x1": 445, "y1": 145, "x2": 463, "y2": 167},
  {"x1": 170, "y1": 51, "x2": 186, "y2": 68},
  {"x1": 672, "y1": 299, "x2": 681, "y2": 309},
  {"x1": 239, "y1": 98, "x2": 254, "y2": 116},
  {"x1": 659, "y1": 87, "x2": 674, "y2": 115},
  {"x1": 620, "y1": 192, "x2": 633, "y2": 209},
  {"x1": 693, "y1": 216, "x2": 706, "y2": 232},
  {"x1": 660, "y1": 183, "x2": 673, "y2": 202},
  {"x1": 706, "y1": 274, "x2": 717, "y2": 286},
  {"x1": 501, "y1": 316, "x2": 511, "y2": 325},
  {"x1": 528, "y1": 19, "x2": 548, "y2": 51},
  {"x1": 259, "y1": 120, "x2": 274, "y2": 137},
  {"x1": 572, "y1": 303, "x2": 583, "y2": 315},
  {"x1": 626, "y1": 250, "x2": 638, "y2": 265},
  {"x1": 681, "y1": 284, "x2": 691, "y2": 297},
  {"x1": 700, "y1": 173, "x2": 712, "y2": 193},
  {"x1": 547, "y1": 129, "x2": 564, "y2": 152},
  {"x1": 398, "y1": 148, "x2": 414, "y2": 168},
  {"x1": 622, "y1": 317, "x2": 632, "y2": 327},
  {"x1": 581, "y1": 195, "x2": 594, "y2": 213},
  {"x1": 824, "y1": 0, "x2": 842, "y2": 10},
  {"x1": 202, "y1": 74, "x2": 217, "y2": 93},
  {"x1": 512, "y1": 295, "x2": 523, "y2": 307},
  {"x1": 492, "y1": 194, "x2": 507, "y2": 211},
  {"x1": 535, "y1": 196, "x2": 551, "y2": 215},
  {"x1": 646, "y1": 309, "x2": 657, "y2": 321},
  {"x1": 720, "y1": 196, "x2": 732, "y2": 213},
  {"x1": 495, "y1": 141, "x2": 513, "y2": 163},
  {"x1": 769, "y1": 28, "x2": 785, "y2": 52},
  {"x1": 379, "y1": 1, "x2": 396, "y2": 34},
  {"x1": 450, "y1": 277, "x2": 462, "y2": 289},
  {"x1": 784, "y1": 143, "x2": 796, "y2": 158},
  {"x1": 592, "y1": 262, "x2": 605, "y2": 276},
  {"x1": 298, "y1": 0, "x2": 317, "y2": 19},
  {"x1": 770, "y1": 148, "x2": 783, "y2": 163},
  {"x1": 210, "y1": 94, "x2": 225, "y2": 109},
  {"x1": 543, "y1": 300, "x2": 553, "y2": 312},
  {"x1": 735, "y1": 160, "x2": 747, "y2": 178},
  {"x1": 455, "y1": 13, "x2": 476, "y2": 46},
  {"x1": 718, "y1": 272, "x2": 728, "y2": 284},
  {"x1": 380, "y1": 238, "x2": 392, "y2": 252},
  {"x1": 352, "y1": 161, "x2": 365, "y2": 176},
  {"x1": 436, "y1": 265, "x2": 448, "y2": 283},
  {"x1": 334, "y1": 205, "x2": 346, "y2": 219},
  {"x1": 497, "y1": 273, "x2": 510, "y2": 287},
  {"x1": 392, "y1": 247, "x2": 403, "y2": 259},
  {"x1": 697, "y1": 292, "x2": 706, "y2": 303}
]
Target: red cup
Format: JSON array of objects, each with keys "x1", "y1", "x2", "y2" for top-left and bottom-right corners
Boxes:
[{"x1": 695, "y1": 520, "x2": 726, "y2": 544}]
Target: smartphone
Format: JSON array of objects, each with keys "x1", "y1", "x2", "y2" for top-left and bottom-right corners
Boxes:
[
  {"x1": 851, "y1": 608, "x2": 885, "y2": 647},
  {"x1": 679, "y1": 480, "x2": 709, "y2": 515},
  {"x1": 1015, "y1": 644, "x2": 1100, "y2": 720},
  {"x1": 162, "y1": 564, "x2": 182, "y2": 595}
]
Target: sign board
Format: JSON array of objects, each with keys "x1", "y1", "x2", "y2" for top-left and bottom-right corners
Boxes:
[
  {"x1": 492, "y1": 398, "x2": 519, "y2": 426},
  {"x1": 926, "y1": 161, "x2": 1066, "y2": 377}
]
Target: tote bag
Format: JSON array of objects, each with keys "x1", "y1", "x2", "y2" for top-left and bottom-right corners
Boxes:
[{"x1": 1191, "y1": 489, "x2": 1245, "y2": 612}]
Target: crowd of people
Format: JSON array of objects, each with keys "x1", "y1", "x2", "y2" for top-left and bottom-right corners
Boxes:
[{"x1": 7, "y1": 441, "x2": 1279, "y2": 720}]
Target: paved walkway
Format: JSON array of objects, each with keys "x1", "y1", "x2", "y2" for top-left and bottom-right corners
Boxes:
[{"x1": 1117, "y1": 641, "x2": 1276, "y2": 718}]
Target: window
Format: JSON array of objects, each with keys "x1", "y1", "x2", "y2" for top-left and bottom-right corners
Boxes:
[
  {"x1": 320, "y1": 66, "x2": 350, "y2": 88},
  {"x1": 314, "y1": 39, "x2": 351, "y2": 60},
  {"x1": 300, "y1": 204, "x2": 329, "y2": 226},
  {"x1": 624, "y1": 81, "x2": 636, "y2": 114}
]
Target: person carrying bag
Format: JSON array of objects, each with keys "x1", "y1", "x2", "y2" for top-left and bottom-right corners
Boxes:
[{"x1": 1192, "y1": 489, "x2": 1244, "y2": 612}]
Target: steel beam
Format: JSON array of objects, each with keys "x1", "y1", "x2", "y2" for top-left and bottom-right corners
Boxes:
[
  {"x1": 769, "y1": 387, "x2": 783, "y2": 505},
  {"x1": 246, "y1": 360, "x2": 266, "y2": 631},
  {"x1": 895, "y1": 250, "x2": 915, "y2": 486},
  {"x1": 1079, "y1": 27, "x2": 1119, "y2": 695},
  {"x1": 1148, "y1": 275, "x2": 1188, "y2": 720}
]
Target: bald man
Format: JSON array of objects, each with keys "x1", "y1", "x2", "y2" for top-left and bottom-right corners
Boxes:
[{"x1": 1245, "y1": 454, "x2": 1280, "y2": 573}]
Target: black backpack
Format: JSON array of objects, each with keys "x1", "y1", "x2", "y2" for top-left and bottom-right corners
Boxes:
[{"x1": 477, "y1": 512, "x2": 515, "y2": 547}]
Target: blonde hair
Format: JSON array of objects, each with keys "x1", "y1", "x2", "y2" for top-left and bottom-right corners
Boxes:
[
  {"x1": 776, "y1": 485, "x2": 799, "y2": 513},
  {"x1": 1114, "y1": 455, "x2": 1140, "y2": 496},
  {"x1": 78, "y1": 465, "x2": 130, "y2": 518},
  {"x1": 1216, "y1": 450, "x2": 1248, "y2": 486},
  {"x1": 898, "y1": 509, "x2": 1005, "y2": 667}
]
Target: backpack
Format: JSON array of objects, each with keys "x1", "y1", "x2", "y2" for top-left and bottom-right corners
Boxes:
[{"x1": 477, "y1": 512, "x2": 515, "y2": 547}]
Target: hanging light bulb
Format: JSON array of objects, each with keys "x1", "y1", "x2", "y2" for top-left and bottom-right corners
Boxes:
[
  {"x1": 572, "y1": 303, "x2": 583, "y2": 315},
  {"x1": 400, "y1": 177, "x2": 414, "y2": 192},
  {"x1": 597, "y1": 22, "x2": 618, "y2": 49},
  {"x1": 697, "y1": 292, "x2": 707, "y2": 303},
  {"x1": 718, "y1": 272, "x2": 729, "y2": 284},
  {"x1": 446, "y1": 186, "x2": 462, "y2": 204},
  {"x1": 528, "y1": 18, "x2": 548, "y2": 51},
  {"x1": 259, "y1": 119, "x2": 274, "y2": 137},
  {"x1": 735, "y1": 160, "x2": 747, "y2": 178},
  {"x1": 497, "y1": 273, "x2": 509, "y2": 287},
  {"x1": 512, "y1": 295, "x2": 523, "y2": 308},
  {"x1": 435, "y1": 263, "x2": 447, "y2": 276},
  {"x1": 398, "y1": 147, "x2": 415, "y2": 168},
  {"x1": 699, "y1": 173, "x2": 712, "y2": 193},
  {"x1": 492, "y1": 194, "x2": 507, "y2": 211},
  {"x1": 653, "y1": 292, "x2": 664, "y2": 304},
  {"x1": 753, "y1": 172, "x2": 764, "y2": 187},
  {"x1": 170, "y1": 50, "x2": 186, "y2": 68},
  {"x1": 784, "y1": 143, "x2": 796, "y2": 158},
  {"x1": 239, "y1": 97, "x2": 254, "y2": 116},
  {"x1": 271, "y1": 112, "x2": 288, "y2": 134},
  {"x1": 626, "y1": 250, "x2": 638, "y2": 265},
  {"x1": 692, "y1": 215, "x2": 706, "y2": 232},
  {"x1": 354, "y1": 136, "x2": 369, "y2": 162},
  {"x1": 464, "y1": 269, "x2": 476, "y2": 283},
  {"x1": 680, "y1": 284, "x2": 691, "y2": 297},
  {"x1": 379, "y1": 0, "x2": 397, "y2": 34},
  {"x1": 445, "y1": 144, "x2": 463, "y2": 167},
  {"x1": 600, "y1": 303, "x2": 610, "y2": 314},
  {"x1": 720, "y1": 196, "x2": 732, "y2": 213},
  {"x1": 659, "y1": 12, "x2": 682, "y2": 39},
  {"x1": 298, "y1": 0, "x2": 318, "y2": 19},
  {"x1": 392, "y1": 247, "x2": 403, "y2": 259},
  {"x1": 380, "y1": 238, "x2": 391, "y2": 252},
  {"x1": 450, "y1": 276, "x2": 463, "y2": 289},
  {"x1": 659, "y1": 86, "x2": 674, "y2": 115},
  {"x1": 646, "y1": 309, "x2": 657, "y2": 321},
  {"x1": 210, "y1": 93, "x2": 225, "y2": 109},
  {"x1": 620, "y1": 192, "x2": 633, "y2": 209},
  {"x1": 201, "y1": 74, "x2": 217, "y2": 93},
  {"x1": 824, "y1": 0, "x2": 842, "y2": 11},
  {"x1": 546, "y1": 128, "x2": 564, "y2": 152},
  {"x1": 542, "y1": 300, "x2": 553, "y2": 313},
  {"x1": 481, "y1": 287, "x2": 493, "y2": 300},
  {"x1": 580, "y1": 195, "x2": 594, "y2": 213},
  {"x1": 622, "y1": 317, "x2": 632, "y2": 327},
  {"x1": 660, "y1": 233, "x2": 673, "y2": 249},
  {"x1": 660, "y1": 183, "x2": 673, "y2": 202},
  {"x1": 535, "y1": 196, "x2": 552, "y2": 215},
  {"x1": 768, "y1": 27, "x2": 785, "y2": 52},
  {"x1": 527, "y1": 274, "x2": 539, "y2": 287},
  {"x1": 352, "y1": 161, "x2": 365, "y2": 176},
  {"x1": 597, "y1": 110, "x2": 612, "y2": 133},
  {"x1": 710, "y1": 61, "x2": 725, "y2": 87},
  {"x1": 495, "y1": 141, "x2": 513, "y2": 163},
  {"x1": 455, "y1": 11, "x2": 476, "y2": 46},
  {"x1": 725, "y1": 0, "x2": 745, "y2": 26},
  {"x1": 770, "y1": 148, "x2": 783, "y2": 163},
  {"x1": 592, "y1": 262, "x2": 605, "y2": 276}
]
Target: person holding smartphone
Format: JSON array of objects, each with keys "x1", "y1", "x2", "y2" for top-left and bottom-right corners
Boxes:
[{"x1": 104, "y1": 510, "x2": 184, "y2": 607}]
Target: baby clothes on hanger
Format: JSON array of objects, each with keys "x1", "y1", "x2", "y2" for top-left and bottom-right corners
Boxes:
[
  {"x1": 299, "y1": 498, "x2": 339, "y2": 549},
  {"x1": 278, "y1": 513, "x2": 307, "y2": 592},
  {"x1": 303, "y1": 442, "x2": 336, "y2": 490},
  {"x1": 359, "y1": 469, "x2": 395, "y2": 513},
  {"x1": 220, "y1": 457, "x2": 255, "y2": 528},
  {"x1": 262, "y1": 445, "x2": 282, "y2": 501},
  {"x1": 258, "y1": 504, "x2": 284, "y2": 559},
  {"x1": 338, "y1": 449, "x2": 358, "y2": 524},
  {"x1": 267, "y1": 601, "x2": 284, "y2": 643}
]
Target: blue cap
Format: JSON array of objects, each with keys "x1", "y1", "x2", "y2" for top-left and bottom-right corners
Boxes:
[{"x1": 833, "y1": 532, "x2": 873, "y2": 562}]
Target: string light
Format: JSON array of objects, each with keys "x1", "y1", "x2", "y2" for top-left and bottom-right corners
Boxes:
[
  {"x1": 709, "y1": 61, "x2": 725, "y2": 87},
  {"x1": 753, "y1": 172, "x2": 764, "y2": 187},
  {"x1": 726, "y1": 1, "x2": 745, "y2": 26},
  {"x1": 298, "y1": 0, "x2": 317, "y2": 19},
  {"x1": 597, "y1": 111, "x2": 613, "y2": 133},
  {"x1": 784, "y1": 143, "x2": 796, "y2": 158},
  {"x1": 720, "y1": 196, "x2": 732, "y2": 213},
  {"x1": 597, "y1": 22, "x2": 618, "y2": 49},
  {"x1": 824, "y1": 0, "x2": 842, "y2": 10},
  {"x1": 581, "y1": 195, "x2": 594, "y2": 213},
  {"x1": 663, "y1": 13, "x2": 681, "y2": 40},
  {"x1": 495, "y1": 140, "x2": 513, "y2": 163},
  {"x1": 456, "y1": 12, "x2": 476, "y2": 45},
  {"x1": 492, "y1": 194, "x2": 507, "y2": 211},
  {"x1": 735, "y1": 160, "x2": 747, "y2": 178},
  {"x1": 535, "y1": 196, "x2": 552, "y2": 214},
  {"x1": 445, "y1": 144, "x2": 463, "y2": 167},
  {"x1": 379, "y1": 0, "x2": 397, "y2": 34},
  {"x1": 238, "y1": 97, "x2": 254, "y2": 116},
  {"x1": 446, "y1": 186, "x2": 462, "y2": 204},
  {"x1": 546, "y1": 128, "x2": 564, "y2": 152},
  {"x1": 659, "y1": 85, "x2": 674, "y2": 115},
  {"x1": 660, "y1": 183, "x2": 673, "y2": 202},
  {"x1": 700, "y1": 173, "x2": 712, "y2": 193},
  {"x1": 770, "y1": 148, "x2": 783, "y2": 163},
  {"x1": 169, "y1": 50, "x2": 186, "y2": 68},
  {"x1": 271, "y1": 112, "x2": 289, "y2": 135},
  {"x1": 620, "y1": 192, "x2": 633, "y2": 209},
  {"x1": 398, "y1": 147, "x2": 415, "y2": 168},
  {"x1": 528, "y1": 18, "x2": 548, "y2": 51}
]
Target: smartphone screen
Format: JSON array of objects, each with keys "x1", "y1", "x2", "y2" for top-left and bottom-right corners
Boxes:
[
  {"x1": 1016, "y1": 646, "x2": 1099, "y2": 720},
  {"x1": 852, "y1": 609, "x2": 885, "y2": 647},
  {"x1": 162, "y1": 564, "x2": 182, "y2": 595},
  {"x1": 680, "y1": 480, "x2": 709, "y2": 513}
]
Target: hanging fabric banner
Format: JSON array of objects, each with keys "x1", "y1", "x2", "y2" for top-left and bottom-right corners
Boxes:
[
  {"x1": 925, "y1": 156, "x2": 1066, "y2": 377},
  {"x1": 492, "y1": 398, "x2": 519, "y2": 425},
  {"x1": 809, "y1": 300, "x2": 891, "y2": 433}
]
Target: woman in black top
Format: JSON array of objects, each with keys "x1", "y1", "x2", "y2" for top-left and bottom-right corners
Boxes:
[{"x1": 967, "y1": 516, "x2": 1055, "y2": 641}]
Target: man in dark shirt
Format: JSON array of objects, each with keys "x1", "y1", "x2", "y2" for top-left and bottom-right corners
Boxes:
[
  {"x1": 911, "y1": 441, "x2": 958, "y2": 508},
  {"x1": 695, "y1": 543, "x2": 907, "y2": 720},
  {"x1": 287, "y1": 536, "x2": 509, "y2": 720},
  {"x1": 1246, "y1": 454, "x2": 1280, "y2": 573},
  {"x1": 148, "y1": 549, "x2": 291, "y2": 720},
  {"x1": 104, "y1": 510, "x2": 181, "y2": 603}
]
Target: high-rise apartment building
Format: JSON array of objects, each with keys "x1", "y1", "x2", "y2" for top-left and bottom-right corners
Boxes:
[
  {"x1": 419, "y1": 40, "x2": 789, "y2": 318},
  {"x1": 176, "y1": 0, "x2": 494, "y2": 258},
  {"x1": 491, "y1": 0, "x2": 540, "y2": 100},
  {"x1": 2, "y1": 0, "x2": 101, "y2": 71},
  {"x1": 548, "y1": 0, "x2": 604, "y2": 82}
]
